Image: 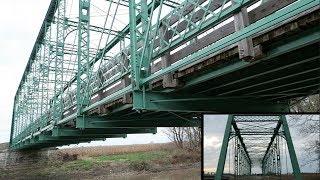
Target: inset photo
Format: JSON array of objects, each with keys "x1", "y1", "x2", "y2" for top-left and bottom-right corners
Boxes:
[
  {"x1": 203, "y1": 114, "x2": 320, "y2": 180},
  {"x1": 1, "y1": 0, "x2": 319, "y2": 179}
]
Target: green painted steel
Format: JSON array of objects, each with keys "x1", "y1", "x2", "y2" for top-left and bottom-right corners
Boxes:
[
  {"x1": 132, "y1": 91, "x2": 289, "y2": 112},
  {"x1": 77, "y1": 0, "x2": 91, "y2": 114},
  {"x1": 128, "y1": 0, "x2": 139, "y2": 89},
  {"x1": 77, "y1": 0, "x2": 91, "y2": 131},
  {"x1": 215, "y1": 115, "x2": 233, "y2": 180},
  {"x1": 51, "y1": 127, "x2": 157, "y2": 137},
  {"x1": 9, "y1": 0, "x2": 320, "y2": 150},
  {"x1": 215, "y1": 115, "x2": 302, "y2": 179},
  {"x1": 76, "y1": 116, "x2": 201, "y2": 128},
  {"x1": 281, "y1": 115, "x2": 302, "y2": 180},
  {"x1": 141, "y1": 0, "x2": 319, "y2": 84},
  {"x1": 53, "y1": 0, "x2": 66, "y2": 126}
]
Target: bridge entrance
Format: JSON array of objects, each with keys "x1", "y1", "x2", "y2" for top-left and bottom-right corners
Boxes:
[{"x1": 215, "y1": 115, "x2": 301, "y2": 180}]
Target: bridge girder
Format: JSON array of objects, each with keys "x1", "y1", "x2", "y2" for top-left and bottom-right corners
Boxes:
[
  {"x1": 9, "y1": 0, "x2": 320, "y2": 150},
  {"x1": 215, "y1": 115, "x2": 302, "y2": 180}
]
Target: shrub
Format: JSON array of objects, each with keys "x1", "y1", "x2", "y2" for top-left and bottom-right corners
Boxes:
[
  {"x1": 58, "y1": 152, "x2": 78, "y2": 162},
  {"x1": 128, "y1": 161, "x2": 150, "y2": 171}
]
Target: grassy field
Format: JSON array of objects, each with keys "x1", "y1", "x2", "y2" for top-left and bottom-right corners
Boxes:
[
  {"x1": 0, "y1": 143, "x2": 200, "y2": 179},
  {"x1": 58, "y1": 143, "x2": 175, "y2": 157}
]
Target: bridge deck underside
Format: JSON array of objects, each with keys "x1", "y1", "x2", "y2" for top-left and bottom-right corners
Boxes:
[
  {"x1": 87, "y1": 9, "x2": 320, "y2": 115},
  {"x1": 130, "y1": 9, "x2": 319, "y2": 113},
  {"x1": 10, "y1": 0, "x2": 320, "y2": 150},
  {"x1": 180, "y1": 42, "x2": 320, "y2": 101},
  {"x1": 171, "y1": 11, "x2": 320, "y2": 103},
  {"x1": 13, "y1": 110, "x2": 200, "y2": 149}
]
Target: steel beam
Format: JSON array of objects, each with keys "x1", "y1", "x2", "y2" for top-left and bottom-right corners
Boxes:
[
  {"x1": 10, "y1": 0, "x2": 320, "y2": 150},
  {"x1": 232, "y1": 121, "x2": 252, "y2": 165},
  {"x1": 75, "y1": 116, "x2": 200, "y2": 128},
  {"x1": 77, "y1": 0, "x2": 92, "y2": 116},
  {"x1": 38, "y1": 134, "x2": 126, "y2": 141},
  {"x1": 141, "y1": 0, "x2": 319, "y2": 84},
  {"x1": 281, "y1": 115, "x2": 302, "y2": 180},
  {"x1": 216, "y1": 115, "x2": 302, "y2": 178},
  {"x1": 132, "y1": 91, "x2": 289, "y2": 113},
  {"x1": 51, "y1": 127, "x2": 157, "y2": 137},
  {"x1": 216, "y1": 115, "x2": 233, "y2": 180},
  {"x1": 52, "y1": 0, "x2": 66, "y2": 125}
]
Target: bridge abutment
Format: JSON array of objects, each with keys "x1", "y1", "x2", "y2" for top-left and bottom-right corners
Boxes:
[{"x1": 0, "y1": 143, "x2": 56, "y2": 168}]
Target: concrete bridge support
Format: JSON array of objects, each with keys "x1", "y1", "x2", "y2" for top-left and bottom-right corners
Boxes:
[{"x1": 0, "y1": 143, "x2": 55, "y2": 168}]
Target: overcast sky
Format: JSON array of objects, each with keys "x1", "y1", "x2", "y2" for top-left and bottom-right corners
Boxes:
[
  {"x1": 204, "y1": 115, "x2": 320, "y2": 174},
  {"x1": 0, "y1": 0, "x2": 52, "y2": 143},
  {"x1": 0, "y1": 2, "x2": 319, "y2": 174},
  {"x1": 0, "y1": 0, "x2": 173, "y2": 147}
]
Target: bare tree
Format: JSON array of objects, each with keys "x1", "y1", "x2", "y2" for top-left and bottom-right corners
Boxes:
[
  {"x1": 290, "y1": 114, "x2": 320, "y2": 173},
  {"x1": 290, "y1": 94, "x2": 320, "y2": 112},
  {"x1": 165, "y1": 127, "x2": 201, "y2": 152},
  {"x1": 184, "y1": 127, "x2": 201, "y2": 152},
  {"x1": 166, "y1": 127, "x2": 185, "y2": 149},
  {"x1": 289, "y1": 94, "x2": 320, "y2": 172}
]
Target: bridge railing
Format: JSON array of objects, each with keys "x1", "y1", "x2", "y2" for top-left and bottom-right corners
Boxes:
[{"x1": 10, "y1": 0, "x2": 319, "y2": 147}]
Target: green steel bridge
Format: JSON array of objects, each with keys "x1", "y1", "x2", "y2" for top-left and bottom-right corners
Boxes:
[
  {"x1": 10, "y1": 0, "x2": 320, "y2": 151},
  {"x1": 216, "y1": 115, "x2": 302, "y2": 179}
]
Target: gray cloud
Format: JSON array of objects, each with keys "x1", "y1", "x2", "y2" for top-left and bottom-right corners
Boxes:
[
  {"x1": 0, "y1": 1, "x2": 172, "y2": 147},
  {"x1": 204, "y1": 115, "x2": 319, "y2": 173}
]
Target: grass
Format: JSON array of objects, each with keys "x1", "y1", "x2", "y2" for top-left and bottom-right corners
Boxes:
[
  {"x1": 58, "y1": 143, "x2": 175, "y2": 157},
  {"x1": 94, "y1": 150, "x2": 169, "y2": 163},
  {"x1": 60, "y1": 159, "x2": 94, "y2": 171},
  {"x1": 51, "y1": 143, "x2": 178, "y2": 173},
  {"x1": 0, "y1": 143, "x2": 200, "y2": 178},
  {"x1": 50, "y1": 150, "x2": 172, "y2": 173},
  {"x1": 54, "y1": 148, "x2": 200, "y2": 173}
]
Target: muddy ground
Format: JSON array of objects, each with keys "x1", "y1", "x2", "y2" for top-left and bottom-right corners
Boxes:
[{"x1": 0, "y1": 143, "x2": 201, "y2": 180}]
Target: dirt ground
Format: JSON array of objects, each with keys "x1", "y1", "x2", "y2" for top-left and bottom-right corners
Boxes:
[{"x1": 0, "y1": 143, "x2": 201, "y2": 180}]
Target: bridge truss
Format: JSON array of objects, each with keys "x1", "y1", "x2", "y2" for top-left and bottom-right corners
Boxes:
[
  {"x1": 216, "y1": 115, "x2": 302, "y2": 180},
  {"x1": 10, "y1": 0, "x2": 320, "y2": 149}
]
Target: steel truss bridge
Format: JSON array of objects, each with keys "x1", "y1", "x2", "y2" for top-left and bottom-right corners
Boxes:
[
  {"x1": 216, "y1": 115, "x2": 302, "y2": 180},
  {"x1": 10, "y1": 0, "x2": 320, "y2": 150}
]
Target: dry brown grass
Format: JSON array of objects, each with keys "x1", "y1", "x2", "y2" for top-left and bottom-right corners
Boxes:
[
  {"x1": 57, "y1": 142, "x2": 176, "y2": 157},
  {"x1": 1, "y1": 142, "x2": 201, "y2": 179}
]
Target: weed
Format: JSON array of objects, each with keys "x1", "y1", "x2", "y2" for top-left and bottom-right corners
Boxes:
[
  {"x1": 129, "y1": 161, "x2": 151, "y2": 171},
  {"x1": 60, "y1": 159, "x2": 93, "y2": 172}
]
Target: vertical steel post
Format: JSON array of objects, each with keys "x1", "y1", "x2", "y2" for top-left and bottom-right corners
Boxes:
[
  {"x1": 281, "y1": 115, "x2": 302, "y2": 180},
  {"x1": 42, "y1": 21, "x2": 52, "y2": 128},
  {"x1": 77, "y1": 0, "x2": 91, "y2": 117},
  {"x1": 140, "y1": 0, "x2": 149, "y2": 79},
  {"x1": 216, "y1": 115, "x2": 234, "y2": 180},
  {"x1": 33, "y1": 43, "x2": 42, "y2": 131},
  {"x1": 276, "y1": 136, "x2": 281, "y2": 175},
  {"x1": 235, "y1": 138, "x2": 239, "y2": 176},
  {"x1": 129, "y1": 0, "x2": 139, "y2": 90},
  {"x1": 131, "y1": 0, "x2": 158, "y2": 88},
  {"x1": 53, "y1": 0, "x2": 66, "y2": 125},
  {"x1": 35, "y1": 44, "x2": 42, "y2": 129}
]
